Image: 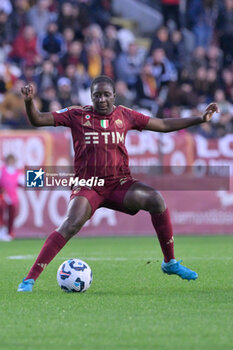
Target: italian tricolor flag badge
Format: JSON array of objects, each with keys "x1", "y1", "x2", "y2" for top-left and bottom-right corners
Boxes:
[{"x1": 100, "y1": 120, "x2": 109, "y2": 129}]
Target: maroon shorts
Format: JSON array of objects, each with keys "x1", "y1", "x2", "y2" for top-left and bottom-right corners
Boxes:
[{"x1": 70, "y1": 176, "x2": 139, "y2": 215}]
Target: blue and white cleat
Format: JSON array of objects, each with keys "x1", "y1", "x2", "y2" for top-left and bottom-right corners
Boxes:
[
  {"x1": 17, "y1": 278, "x2": 35, "y2": 292},
  {"x1": 161, "y1": 259, "x2": 198, "y2": 281}
]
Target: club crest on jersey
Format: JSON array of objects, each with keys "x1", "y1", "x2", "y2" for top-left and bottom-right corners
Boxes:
[
  {"x1": 100, "y1": 120, "x2": 109, "y2": 129},
  {"x1": 115, "y1": 119, "x2": 123, "y2": 128}
]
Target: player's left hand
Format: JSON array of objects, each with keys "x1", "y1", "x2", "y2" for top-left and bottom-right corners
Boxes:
[{"x1": 202, "y1": 103, "x2": 220, "y2": 122}]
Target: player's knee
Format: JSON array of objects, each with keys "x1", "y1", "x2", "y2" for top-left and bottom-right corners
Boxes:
[
  {"x1": 58, "y1": 215, "x2": 88, "y2": 239},
  {"x1": 66, "y1": 221, "x2": 82, "y2": 237},
  {"x1": 145, "y1": 191, "x2": 166, "y2": 213}
]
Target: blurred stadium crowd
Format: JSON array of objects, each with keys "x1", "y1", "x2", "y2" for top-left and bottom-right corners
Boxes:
[{"x1": 0, "y1": 0, "x2": 233, "y2": 138}]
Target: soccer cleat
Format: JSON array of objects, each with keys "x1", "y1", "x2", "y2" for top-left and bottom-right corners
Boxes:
[
  {"x1": 161, "y1": 259, "x2": 198, "y2": 281},
  {"x1": 17, "y1": 278, "x2": 35, "y2": 292},
  {"x1": 0, "y1": 227, "x2": 12, "y2": 241},
  {"x1": 0, "y1": 234, "x2": 12, "y2": 242}
]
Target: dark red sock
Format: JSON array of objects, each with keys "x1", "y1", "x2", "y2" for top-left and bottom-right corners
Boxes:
[
  {"x1": 151, "y1": 208, "x2": 175, "y2": 262},
  {"x1": 26, "y1": 231, "x2": 67, "y2": 281},
  {"x1": 0, "y1": 195, "x2": 4, "y2": 226},
  {"x1": 8, "y1": 204, "x2": 16, "y2": 236}
]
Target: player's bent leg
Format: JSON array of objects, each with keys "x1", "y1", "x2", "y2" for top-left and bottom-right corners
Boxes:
[
  {"x1": 123, "y1": 182, "x2": 198, "y2": 280},
  {"x1": 123, "y1": 182, "x2": 175, "y2": 261},
  {"x1": 57, "y1": 196, "x2": 92, "y2": 240},
  {"x1": 17, "y1": 196, "x2": 92, "y2": 292},
  {"x1": 123, "y1": 182, "x2": 166, "y2": 213}
]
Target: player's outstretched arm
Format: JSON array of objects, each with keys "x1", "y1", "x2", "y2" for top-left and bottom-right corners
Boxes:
[
  {"x1": 144, "y1": 103, "x2": 219, "y2": 133},
  {"x1": 21, "y1": 84, "x2": 55, "y2": 127}
]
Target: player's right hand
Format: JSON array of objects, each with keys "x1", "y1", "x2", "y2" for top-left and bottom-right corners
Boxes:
[
  {"x1": 21, "y1": 84, "x2": 34, "y2": 101},
  {"x1": 202, "y1": 102, "x2": 220, "y2": 122}
]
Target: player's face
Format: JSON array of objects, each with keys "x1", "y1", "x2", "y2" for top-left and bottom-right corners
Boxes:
[{"x1": 91, "y1": 82, "x2": 115, "y2": 115}]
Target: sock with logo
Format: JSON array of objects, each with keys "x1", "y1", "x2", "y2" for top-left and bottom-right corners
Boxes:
[
  {"x1": 25, "y1": 231, "x2": 67, "y2": 281},
  {"x1": 150, "y1": 208, "x2": 175, "y2": 262}
]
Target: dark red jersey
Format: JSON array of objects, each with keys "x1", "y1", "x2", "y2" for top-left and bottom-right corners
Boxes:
[{"x1": 52, "y1": 105, "x2": 150, "y2": 179}]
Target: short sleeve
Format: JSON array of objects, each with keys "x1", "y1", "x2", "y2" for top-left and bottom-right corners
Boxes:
[
  {"x1": 128, "y1": 109, "x2": 150, "y2": 131},
  {"x1": 52, "y1": 107, "x2": 71, "y2": 127}
]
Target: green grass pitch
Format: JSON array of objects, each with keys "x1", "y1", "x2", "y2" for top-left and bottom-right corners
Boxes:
[{"x1": 0, "y1": 235, "x2": 232, "y2": 350}]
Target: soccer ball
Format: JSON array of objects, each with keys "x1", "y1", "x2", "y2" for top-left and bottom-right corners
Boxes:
[{"x1": 57, "y1": 258, "x2": 93, "y2": 292}]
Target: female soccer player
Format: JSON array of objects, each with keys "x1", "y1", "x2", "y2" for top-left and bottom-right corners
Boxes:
[{"x1": 18, "y1": 75, "x2": 219, "y2": 291}]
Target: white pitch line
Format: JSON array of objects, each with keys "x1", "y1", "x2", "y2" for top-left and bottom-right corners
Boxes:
[
  {"x1": 6, "y1": 255, "x2": 130, "y2": 261},
  {"x1": 7, "y1": 255, "x2": 36, "y2": 260},
  {"x1": 6, "y1": 255, "x2": 233, "y2": 261},
  {"x1": 7, "y1": 255, "x2": 150, "y2": 261}
]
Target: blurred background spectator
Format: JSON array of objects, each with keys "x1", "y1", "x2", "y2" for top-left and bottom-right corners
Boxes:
[
  {"x1": 9, "y1": 25, "x2": 39, "y2": 65},
  {"x1": 115, "y1": 80, "x2": 134, "y2": 108},
  {"x1": 188, "y1": 0, "x2": 218, "y2": 49},
  {"x1": 0, "y1": 154, "x2": 24, "y2": 241},
  {"x1": 0, "y1": 79, "x2": 27, "y2": 128},
  {"x1": 0, "y1": 0, "x2": 232, "y2": 138},
  {"x1": 38, "y1": 21, "x2": 67, "y2": 59},
  {"x1": 26, "y1": 0, "x2": 55, "y2": 36},
  {"x1": 116, "y1": 42, "x2": 144, "y2": 88},
  {"x1": 216, "y1": 0, "x2": 233, "y2": 66},
  {"x1": 135, "y1": 63, "x2": 159, "y2": 114},
  {"x1": 161, "y1": 0, "x2": 181, "y2": 29}
]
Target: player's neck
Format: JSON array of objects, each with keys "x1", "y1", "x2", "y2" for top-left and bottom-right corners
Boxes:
[{"x1": 93, "y1": 105, "x2": 116, "y2": 116}]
